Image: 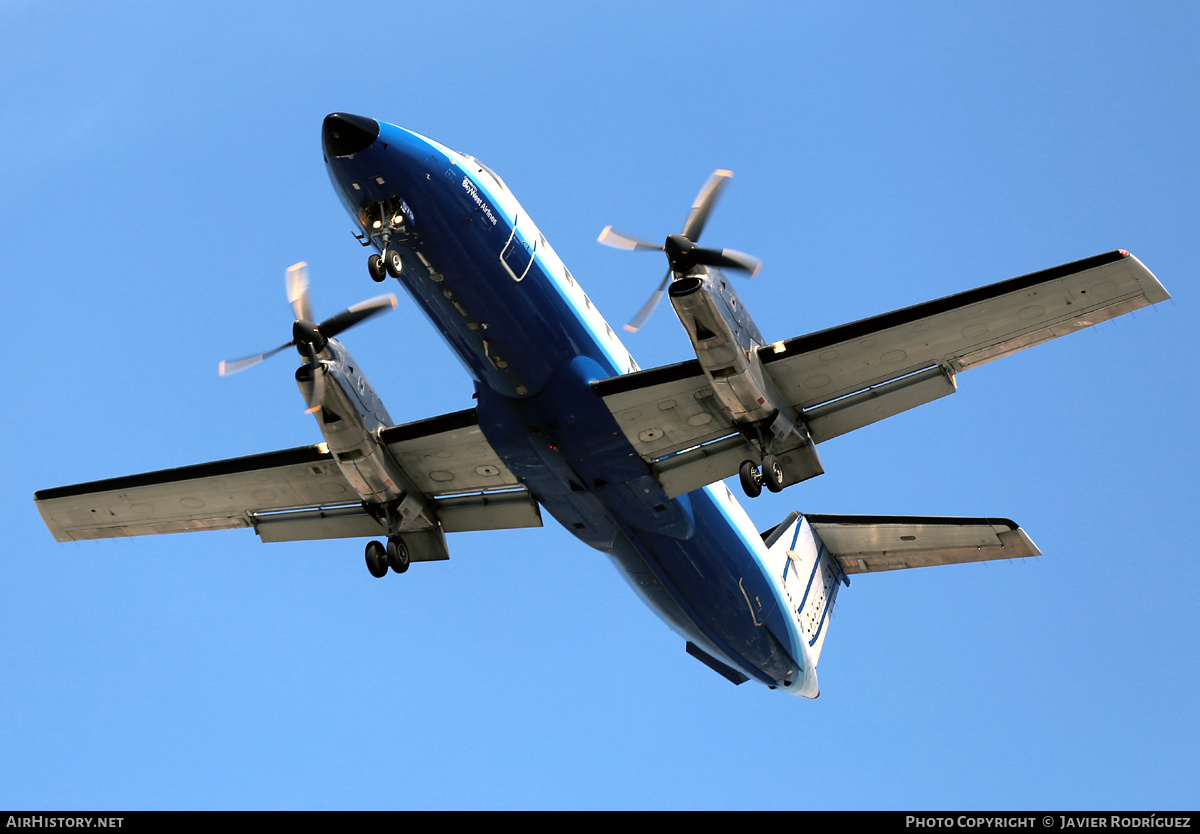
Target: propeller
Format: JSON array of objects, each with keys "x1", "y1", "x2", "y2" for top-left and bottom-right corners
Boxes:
[
  {"x1": 598, "y1": 170, "x2": 762, "y2": 332},
  {"x1": 219, "y1": 263, "x2": 397, "y2": 390}
]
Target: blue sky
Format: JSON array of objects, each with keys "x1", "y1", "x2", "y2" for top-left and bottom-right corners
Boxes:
[{"x1": 2, "y1": 1, "x2": 1196, "y2": 810}]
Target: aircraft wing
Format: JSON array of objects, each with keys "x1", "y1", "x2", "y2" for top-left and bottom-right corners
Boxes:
[
  {"x1": 595, "y1": 250, "x2": 1169, "y2": 497},
  {"x1": 35, "y1": 409, "x2": 541, "y2": 546}
]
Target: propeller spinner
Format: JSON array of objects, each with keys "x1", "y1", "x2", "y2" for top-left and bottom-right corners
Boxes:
[{"x1": 598, "y1": 170, "x2": 762, "y2": 332}]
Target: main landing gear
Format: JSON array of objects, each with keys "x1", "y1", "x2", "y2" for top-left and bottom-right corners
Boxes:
[
  {"x1": 738, "y1": 458, "x2": 785, "y2": 499},
  {"x1": 364, "y1": 536, "x2": 410, "y2": 578},
  {"x1": 367, "y1": 249, "x2": 403, "y2": 283}
]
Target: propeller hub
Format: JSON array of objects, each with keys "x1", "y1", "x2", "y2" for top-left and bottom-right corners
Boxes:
[
  {"x1": 218, "y1": 265, "x2": 395, "y2": 378},
  {"x1": 664, "y1": 234, "x2": 698, "y2": 273},
  {"x1": 292, "y1": 319, "x2": 321, "y2": 342},
  {"x1": 292, "y1": 319, "x2": 327, "y2": 360}
]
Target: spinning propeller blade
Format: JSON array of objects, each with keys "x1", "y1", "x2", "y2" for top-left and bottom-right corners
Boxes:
[
  {"x1": 599, "y1": 170, "x2": 761, "y2": 331},
  {"x1": 219, "y1": 265, "x2": 397, "y2": 376},
  {"x1": 624, "y1": 270, "x2": 671, "y2": 333},
  {"x1": 318, "y1": 295, "x2": 397, "y2": 339},
  {"x1": 598, "y1": 226, "x2": 662, "y2": 252},
  {"x1": 681, "y1": 169, "x2": 732, "y2": 242},
  {"x1": 219, "y1": 343, "x2": 292, "y2": 376},
  {"x1": 286, "y1": 262, "x2": 313, "y2": 323}
]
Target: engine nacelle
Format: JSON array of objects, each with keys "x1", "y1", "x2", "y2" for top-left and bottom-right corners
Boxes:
[
  {"x1": 297, "y1": 340, "x2": 434, "y2": 528},
  {"x1": 668, "y1": 271, "x2": 815, "y2": 464}
]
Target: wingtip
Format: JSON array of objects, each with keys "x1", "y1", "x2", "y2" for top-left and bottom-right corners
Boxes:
[
  {"x1": 715, "y1": 169, "x2": 733, "y2": 178},
  {"x1": 598, "y1": 225, "x2": 613, "y2": 244},
  {"x1": 218, "y1": 360, "x2": 227, "y2": 376},
  {"x1": 623, "y1": 324, "x2": 639, "y2": 333}
]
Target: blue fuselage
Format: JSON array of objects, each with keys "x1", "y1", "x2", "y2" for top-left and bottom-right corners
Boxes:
[{"x1": 322, "y1": 117, "x2": 811, "y2": 692}]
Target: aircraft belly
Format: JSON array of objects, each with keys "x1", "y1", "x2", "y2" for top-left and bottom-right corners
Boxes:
[
  {"x1": 474, "y1": 362, "x2": 804, "y2": 687},
  {"x1": 630, "y1": 489, "x2": 805, "y2": 684}
]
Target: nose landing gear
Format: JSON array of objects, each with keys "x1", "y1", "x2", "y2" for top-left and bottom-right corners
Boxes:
[
  {"x1": 383, "y1": 248, "x2": 403, "y2": 278},
  {"x1": 367, "y1": 249, "x2": 403, "y2": 282},
  {"x1": 359, "y1": 199, "x2": 409, "y2": 282},
  {"x1": 368, "y1": 254, "x2": 386, "y2": 282}
]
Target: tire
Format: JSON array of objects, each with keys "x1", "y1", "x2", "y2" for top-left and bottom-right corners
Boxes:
[
  {"x1": 386, "y1": 536, "x2": 410, "y2": 574},
  {"x1": 368, "y1": 254, "x2": 386, "y2": 283},
  {"x1": 384, "y1": 249, "x2": 403, "y2": 278},
  {"x1": 764, "y1": 458, "x2": 785, "y2": 493},
  {"x1": 738, "y1": 460, "x2": 762, "y2": 498},
  {"x1": 365, "y1": 540, "x2": 388, "y2": 577}
]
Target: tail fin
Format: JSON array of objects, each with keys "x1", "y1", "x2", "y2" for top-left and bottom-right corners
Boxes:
[{"x1": 764, "y1": 513, "x2": 850, "y2": 688}]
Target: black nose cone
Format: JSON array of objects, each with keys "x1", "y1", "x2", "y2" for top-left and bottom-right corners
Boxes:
[{"x1": 323, "y1": 113, "x2": 380, "y2": 157}]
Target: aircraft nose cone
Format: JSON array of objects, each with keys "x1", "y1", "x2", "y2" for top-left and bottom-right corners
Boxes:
[{"x1": 322, "y1": 113, "x2": 380, "y2": 157}]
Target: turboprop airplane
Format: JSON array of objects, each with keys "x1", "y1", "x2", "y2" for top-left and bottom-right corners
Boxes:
[{"x1": 35, "y1": 113, "x2": 1171, "y2": 697}]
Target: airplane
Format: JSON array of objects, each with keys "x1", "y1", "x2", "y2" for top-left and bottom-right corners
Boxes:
[{"x1": 34, "y1": 113, "x2": 1171, "y2": 697}]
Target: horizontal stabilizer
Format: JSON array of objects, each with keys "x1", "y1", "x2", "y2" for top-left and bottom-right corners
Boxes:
[{"x1": 804, "y1": 514, "x2": 1041, "y2": 574}]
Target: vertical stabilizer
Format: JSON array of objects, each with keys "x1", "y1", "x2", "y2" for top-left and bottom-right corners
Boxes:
[{"x1": 766, "y1": 513, "x2": 850, "y2": 691}]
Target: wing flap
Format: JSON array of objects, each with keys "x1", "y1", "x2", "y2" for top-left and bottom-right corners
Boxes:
[
  {"x1": 250, "y1": 489, "x2": 541, "y2": 543},
  {"x1": 806, "y1": 365, "x2": 957, "y2": 444},
  {"x1": 804, "y1": 514, "x2": 1042, "y2": 574}
]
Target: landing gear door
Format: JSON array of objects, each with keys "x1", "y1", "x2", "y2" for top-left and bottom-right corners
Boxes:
[{"x1": 500, "y1": 215, "x2": 536, "y2": 282}]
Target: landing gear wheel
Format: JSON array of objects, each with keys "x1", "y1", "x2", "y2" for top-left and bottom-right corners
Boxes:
[
  {"x1": 763, "y1": 457, "x2": 785, "y2": 493},
  {"x1": 367, "y1": 253, "x2": 386, "y2": 283},
  {"x1": 383, "y1": 248, "x2": 403, "y2": 278},
  {"x1": 739, "y1": 460, "x2": 762, "y2": 498},
  {"x1": 386, "y1": 536, "x2": 410, "y2": 574},
  {"x1": 365, "y1": 540, "x2": 388, "y2": 578}
]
